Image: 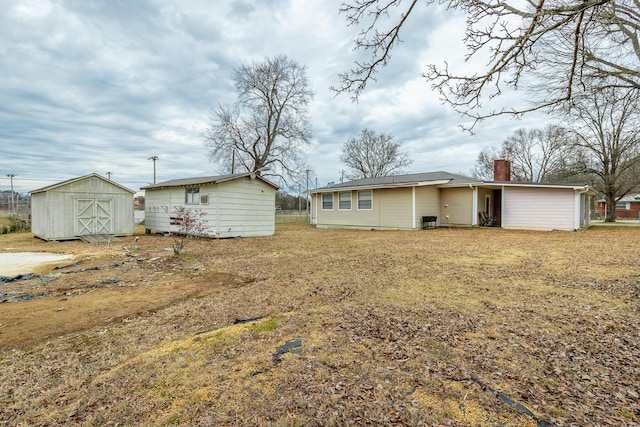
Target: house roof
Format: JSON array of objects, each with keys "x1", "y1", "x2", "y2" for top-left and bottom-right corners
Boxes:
[
  {"x1": 311, "y1": 171, "x2": 594, "y2": 194},
  {"x1": 30, "y1": 173, "x2": 135, "y2": 195},
  {"x1": 311, "y1": 171, "x2": 479, "y2": 193},
  {"x1": 140, "y1": 172, "x2": 279, "y2": 191},
  {"x1": 597, "y1": 193, "x2": 640, "y2": 203}
]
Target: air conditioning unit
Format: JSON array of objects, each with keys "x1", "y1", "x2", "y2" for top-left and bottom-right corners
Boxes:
[{"x1": 200, "y1": 195, "x2": 209, "y2": 204}]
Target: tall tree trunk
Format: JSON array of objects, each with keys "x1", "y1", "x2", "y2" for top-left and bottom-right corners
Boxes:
[{"x1": 605, "y1": 193, "x2": 616, "y2": 222}]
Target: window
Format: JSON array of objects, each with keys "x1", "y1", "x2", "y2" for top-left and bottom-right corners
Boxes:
[
  {"x1": 185, "y1": 187, "x2": 200, "y2": 204},
  {"x1": 616, "y1": 202, "x2": 628, "y2": 210},
  {"x1": 322, "y1": 193, "x2": 333, "y2": 210},
  {"x1": 358, "y1": 190, "x2": 372, "y2": 210},
  {"x1": 339, "y1": 192, "x2": 351, "y2": 210}
]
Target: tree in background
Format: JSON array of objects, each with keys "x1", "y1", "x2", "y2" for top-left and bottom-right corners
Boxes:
[
  {"x1": 203, "y1": 55, "x2": 313, "y2": 184},
  {"x1": 340, "y1": 129, "x2": 412, "y2": 179},
  {"x1": 473, "y1": 125, "x2": 570, "y2": 182},
  {"x1": 565, "y1": 87, "x2": 640, "y2": 222},
  {"x1": 334, "y1": 0, "x2": 640, "y2": 128}
]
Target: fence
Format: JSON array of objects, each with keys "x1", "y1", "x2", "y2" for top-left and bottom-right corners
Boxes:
[{"x1": 276, "y1": 210, "x2": 309, "y2": 224}]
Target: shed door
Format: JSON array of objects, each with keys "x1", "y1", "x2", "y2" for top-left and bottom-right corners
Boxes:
[{"x1": 76, "y1": 199, "x2": 113, "y2": 235}]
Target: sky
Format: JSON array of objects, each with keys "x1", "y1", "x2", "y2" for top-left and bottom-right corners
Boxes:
[{"x1": 1, "y1": 0, "x2": 550, "y2": 195}]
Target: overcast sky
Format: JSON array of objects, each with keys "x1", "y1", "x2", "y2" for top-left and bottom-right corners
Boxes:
[{"x1": 1, "y1": 0, "x2": 550, "y2": 194}]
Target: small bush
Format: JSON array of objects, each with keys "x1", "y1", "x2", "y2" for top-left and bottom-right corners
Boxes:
[{"x1": 171, "y1": 207, "x2": 208, "y2": 255}]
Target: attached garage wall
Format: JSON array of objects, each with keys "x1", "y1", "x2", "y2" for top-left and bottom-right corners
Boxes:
[{"x1": 502, "y1": 187, "x2": 576, "y2": 231}]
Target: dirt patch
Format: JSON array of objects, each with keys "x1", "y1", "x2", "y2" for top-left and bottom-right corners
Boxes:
[{"x1": 0, "y1": 249, "x2": 239, "y2": 349}]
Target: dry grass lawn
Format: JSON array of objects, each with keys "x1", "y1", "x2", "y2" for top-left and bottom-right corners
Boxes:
[{"x1": 1, "y1": 224, "x2": 639, "y2": 426}]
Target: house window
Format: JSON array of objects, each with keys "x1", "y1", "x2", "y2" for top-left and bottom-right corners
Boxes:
[
  {"x1": 616, "y1": 202, "x2": 628, "y2": 210},
  {"x1": 185, "y1": 187, "x2": 200, "y2": 204},
  {"x1": 339, "y1": 192, "x2": 351, "y2": 210},
  {"x1": 358, "y1": 190, "x2": 372, "y2": 210},
  {"x1": 322, "y1": 193, "x2": 333, "y2": 210}
]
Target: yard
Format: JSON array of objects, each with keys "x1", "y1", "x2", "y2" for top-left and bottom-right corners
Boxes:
[{"x1": 1, "y1": 224, "x2": 639, "y2": 426}]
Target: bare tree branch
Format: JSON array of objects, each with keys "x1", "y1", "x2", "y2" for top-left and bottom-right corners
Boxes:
[
  {"x1": 566, "y1": 87, "x2": 640, "y2": 221},
  {"x1": 334, "y1": 0, "x2": 640, "y2": 129},
  {"x1": 203, "y1": 55, "x2": 314, "y2": 186},
  {"x1": 340, "y1": 129, "x2": 413, "y2": 178}
]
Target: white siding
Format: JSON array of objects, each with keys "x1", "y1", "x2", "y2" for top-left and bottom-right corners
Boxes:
[
  {"x1": 217, "y1": 177, "x2": 275, "y2": 237},
  {"x1": 144, "y1": 176, "x2": 275, "y2": 238},
  {"x1": 502, "y1": 187, "x2": 577, "y2": 231},
  {"x1": 30, "y1": 175, "x2": 134, "y2": 241}
]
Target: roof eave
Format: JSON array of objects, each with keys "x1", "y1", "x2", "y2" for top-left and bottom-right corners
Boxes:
[{"x1": 311, "y1": 179, "x2": 452, "y2": 194}]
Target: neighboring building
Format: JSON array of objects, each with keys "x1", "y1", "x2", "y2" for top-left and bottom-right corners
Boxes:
[
  {"x1": 310, "y1": 160, "x2": 594, "y2": 232},
  {"x1": 133, "y1": 195, "x2": 145, "y2": 210},
  {"x1": 141, "y1": 172, "x2": 279, "y2": 238},
  {"x1": 595, "y1": 194, "x2": 640, "y2": 219},
  {"x1": 30, "y1": 173, "x2": 135, "y2": 241}
]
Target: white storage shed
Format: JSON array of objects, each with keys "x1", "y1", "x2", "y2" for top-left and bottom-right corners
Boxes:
[
  {"x1": 141, "y1": 172, "x2": 278, "y2": 238},
  {"x1": 30, "y1": 173, "x2": 135, "y2": 241}
]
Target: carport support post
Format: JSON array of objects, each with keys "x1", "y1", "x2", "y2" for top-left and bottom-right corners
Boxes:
[{"x1": 471, "y1": 185, "x2": 478, "y2": 226}]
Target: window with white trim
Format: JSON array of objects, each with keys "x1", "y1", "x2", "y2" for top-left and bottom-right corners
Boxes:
[
  {"x1": 322, "y1": 193, "x2": 333, "y2": 210},
  {"x1": 185, "y1": 187, "x2": 200, "y2": 204},
  {"x1": 358, "y1": 190, "x2": 372, "y2": 210},
  {"x1": 338, "y1": 191, "x2": 351, "y2": 210}
]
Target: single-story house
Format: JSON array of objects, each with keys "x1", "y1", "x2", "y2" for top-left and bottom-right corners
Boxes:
[
  {"x1": 310, "y1": 160, "x2": 594, "y2": 232},
  {"x1": 595, "y1": 194, "x2": 640, "y2": 220},
  {"x1": 141, "y1": 172, "x2": 279, "y2": 238},
  {"x1": 30, "y1": 173, "x2": 135, "y2": 241}
]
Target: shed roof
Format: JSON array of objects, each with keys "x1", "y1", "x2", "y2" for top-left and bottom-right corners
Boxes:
[
  {"x1": 30, "y1": 173, "x2": 135, "y2": 195},
  {"x1": 140, "y1": 172, "x2": 279, "y2": 191}
]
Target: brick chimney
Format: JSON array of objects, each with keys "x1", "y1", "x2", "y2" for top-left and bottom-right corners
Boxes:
[{"x1": 493, "y1": 159, "x2": 511, "y2": 181}]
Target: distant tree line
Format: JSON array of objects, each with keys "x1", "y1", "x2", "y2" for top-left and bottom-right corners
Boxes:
[{"x1": 276, "y1": 191, "x2": 308, "y2": 211}]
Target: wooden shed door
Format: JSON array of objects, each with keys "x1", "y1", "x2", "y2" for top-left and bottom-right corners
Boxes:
[{"x1": 76, "y1": 199, "x2": 113, "y2": 235}]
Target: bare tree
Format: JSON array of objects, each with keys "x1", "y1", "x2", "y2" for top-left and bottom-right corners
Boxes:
[
  {"x1": 472, "y1": 146, "x2": 502, "y2": 181},
  {"x1": 203, "y1": 55, "x2": 313, "y2": 184},
  {"x1": 566, "y1": 87, "x2": 640, "y2": 222},
  {"x1": 341, "y1": 129, "x2": 413, "y2": 179},
  {"x1": 334, "y1": 0, "x2": 640, "y2": 128},
  {"x1": 473, "y1": 126, "x2": 571, "y2": 182}
]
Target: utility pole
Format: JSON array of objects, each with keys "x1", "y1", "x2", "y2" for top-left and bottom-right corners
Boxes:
[
  {"x1": 6, "y1": 174, "x2": 15, "y2": 214},
  {"x1": 106, "y1": 172, "x2": 113, "y2": 180},
  {"x1": 148, "y1": 156, "x2": 159, "y2": 184}
]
